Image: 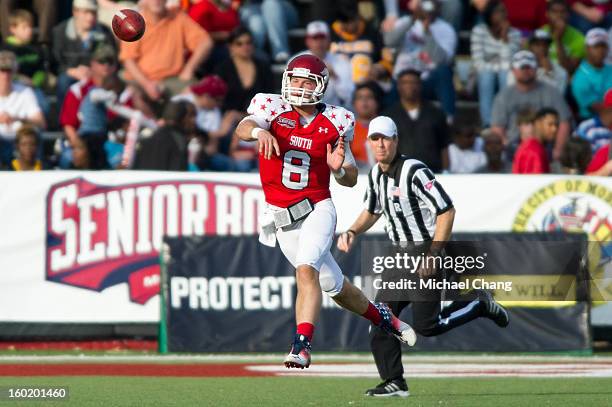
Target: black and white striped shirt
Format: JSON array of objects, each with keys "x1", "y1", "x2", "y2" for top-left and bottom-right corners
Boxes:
[{"x1": 364, "y1": 155, "x2": 453, "y2": 242}]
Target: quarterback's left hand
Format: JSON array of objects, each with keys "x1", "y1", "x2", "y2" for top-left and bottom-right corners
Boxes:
[{"x1": 327, "y1": 137, "x2": 345, "y2": 173}]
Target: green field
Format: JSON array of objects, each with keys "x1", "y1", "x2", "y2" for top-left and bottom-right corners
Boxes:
[{"x1": 1, "y1": 377, "x2": 611, "y2": 407}]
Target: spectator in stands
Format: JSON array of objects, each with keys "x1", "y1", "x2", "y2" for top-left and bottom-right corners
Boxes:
[
  {"x1": 133, "y1": 100, "x2": 196, "y2": 171},
  {"x1": 491, "y1": 51, "x2": 571, "y2": 161},
  {"x1": 173, "y1": 74, "x2": 242, "y2": 170},
  {"x1": 188, "y1": 0, "x2": 240, "y2": 69},
  {"x1": 512, "y1": 107, "x2": 558, "y2": 174},
  {"x1": 177, "y1": 73, "x2": 254, "y2": 172},
  {"x1": 0, "y1": 51, "x2": 45, "y2": 165},
  {"x1": 52, "y1": 0, "x2": 116, "y2": 107},
  {"x1": 524, "y1": 30, "x2": 568, "y2": 94},
  {"x1": 174, "y1": 75, "x2": 230, "y2": 135},
  {"x1": 238, "y1": 0, "x2": 298, "y2": 63},
  {"x1": 2, "y1": 125, "x2": 43, "y2": 171},
  {"x1": 0, "y1": 0, "x2": 57, "y2": 44},
  {"x1": 69, "y1": 136, "x2": 92, "y2": 169},
  {"x1": 571, "y1": 28, "x2": 612, "y2": 121},
  {"x1": 559, "y1": 137, "x2": 592, "y2": 174},
  {"x1": 382, "y1": 0, "x2": 464, "y2": 32},
  {"x1": 586, "y1": 138, "x2": 612, "y2": 175},
  {"x1": 1, "y1": 9, "x2": 49, "y2": 117},
  {"x1": 302, "y1": 21, "x2": 354, "y2": 108},
  {"x1": 507, "y1": 30, "x2": 569, "y2": 93},
  {"x1": 448, "y1": 126, "x2": 487, "y2": 173},
  {"x1": 59, "y1": 44, "x2": 118, "y2": 167},
  {"x1": 384, "y1": 0, "x2": 457, "y2": 120},
  {"x1": 213, "y1": 26, "x2": 273, "y2": 112},
  {"x1": 470, "y1": 0, "x2": 521, "y2": 127},
  {"x1": 501, "y1": 0, "x2": 547, "y2": 36},
  {"x1": 472, "y1": 0, "x2": 547, "y2": 35},
  {"x1": 576, "y1": 88, "x2": 612, "y2": 153},
  {"x1": 189, "y1": 0, "x2": 239, "y2": 44},
  {"x1": 476, "y1": 129, "x2": 512, "y2": 173},
  {"x1": 352, "y1": 81, "x2": 383, "y2": 168},
  {"x1": 383, "y1": 69, "x2": 449, "y2": 173},
  {"x1": 76, "y1": 74, "x2": 128, "y2": 169},
  {"x1": 330, "y1": 0, "x2": 386, "y2": 86},
  {"x1": 120, "y1": 0, "x2": 213, "y2": 101},
  {"x1": 542, "y1": 0, "x2": 585, "y2": 75},
  {"x1": 569, "y1": 0, "x2": 612, "y2": 34}
]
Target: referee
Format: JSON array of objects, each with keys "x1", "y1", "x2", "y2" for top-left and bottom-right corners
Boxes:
[{"x1": 337, "y1": 116, "x2": 509, "y2": 398}]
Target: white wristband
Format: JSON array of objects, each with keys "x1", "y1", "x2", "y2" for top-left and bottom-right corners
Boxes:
[
  {"x1": 251, "y1": 127, "x2": 262, "y2": 140},
  {"x1": 333, "y1": 167, "x2": 346, "y2": 179}
]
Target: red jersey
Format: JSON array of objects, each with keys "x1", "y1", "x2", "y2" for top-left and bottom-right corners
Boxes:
[
  {"x1": 59, "y1": 79, "x2": 95, "y2": 129},
  {"x1": 247, "y1": 93, "x2": 355, "y2": 208},
  {"x1": 587, "y1": 144, "x2": 610, "y2": 173},
  {"x1": 188, "y1": 0, "x2": 239, "y2": 34},
  {"x1": 59, "y1": 79, "x2": 135, "y2": 130},
  {"x1": 512, "y1": 138, "x2": 550, "y2": 174}
]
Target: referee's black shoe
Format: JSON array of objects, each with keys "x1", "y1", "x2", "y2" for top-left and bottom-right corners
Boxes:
[
  {"x1": 478, "y1": 289, "x2": 510, "y2": 327},
  {"x1": 365, "y1": 378, "x2": 409, "y2": 397}
]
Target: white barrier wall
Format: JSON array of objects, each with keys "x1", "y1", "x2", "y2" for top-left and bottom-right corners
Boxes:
[{"x1": 0, "y1": 171, "x2": 609, "y2": 323}]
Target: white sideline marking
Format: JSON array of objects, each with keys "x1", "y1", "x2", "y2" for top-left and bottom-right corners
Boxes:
[{"x1": 247, "y1": 363, "x2": 612, "y2": 378}]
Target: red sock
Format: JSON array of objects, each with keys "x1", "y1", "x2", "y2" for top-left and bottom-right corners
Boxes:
[
  {"x1": 296, "y1": 322, "x2": 315, "y2": 342},
  {"x1": 362, "y1": 302, "x2": 382, "y2": 325}
]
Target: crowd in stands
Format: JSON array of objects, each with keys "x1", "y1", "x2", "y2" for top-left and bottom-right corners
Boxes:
[{"x1": 0, "y1": 0, "x2": 610, "y2": 176}]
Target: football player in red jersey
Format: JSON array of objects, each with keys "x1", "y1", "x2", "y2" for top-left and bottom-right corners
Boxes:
[{"x1": 235, "y1": 54, "x2": 416, "y2": 369}]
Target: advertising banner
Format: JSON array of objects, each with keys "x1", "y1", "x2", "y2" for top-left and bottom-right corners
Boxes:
[
  {"x1": 0, "y1": 172, "x2": 609, "y2": 324},
  {"x1": 163, "y1": 234, "x2": 591, "y2": 352}
]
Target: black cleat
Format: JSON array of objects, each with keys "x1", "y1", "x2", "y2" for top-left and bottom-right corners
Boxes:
[
  {"x1": 365, "y1": 378, "x2": 409, "y2": 397},
  {"x1": 478, "y1": 290, "x2": 509, "y2": 327}
]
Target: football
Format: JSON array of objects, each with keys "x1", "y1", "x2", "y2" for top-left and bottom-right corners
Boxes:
[{"x1": 112, "y1": 9, "x2": 146, "y2": 42}]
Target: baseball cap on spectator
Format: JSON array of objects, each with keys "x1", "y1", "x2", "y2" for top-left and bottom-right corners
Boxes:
[
  {"x1": 191, "y1": 75, "x2": 228, "y2": 98},
  {"x1": 0, "y1": 51, "x2": 17, "y2": 71},
  {"x1": 421, "y1": 0, "x2": 436, "y2": 13},
  {"x1": 530, "y1": 29, "x2": 552, "y2": 44},
  {"x1": 512, "y1": 51, "x2": 537, "y2": 69},
  {"x1": 73, "y1": 0, "x2": 98, "y2": 10},
  {"x1": 92, "y1": 44, "x2": 117, "y2": 64},
  {"x1": 585, "y1": 28, "x2": 608, "y2": 47},
  {"x1": 306, "y1": 21, "x2": 330, "y2": 38},
  {"x1": 368, "y1": 116, "x2": 398, "y2": 138}
]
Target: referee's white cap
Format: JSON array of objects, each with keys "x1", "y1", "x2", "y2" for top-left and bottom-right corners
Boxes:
[{"x1": 368, "y1": 116, "x2": 398, "y2": 138}]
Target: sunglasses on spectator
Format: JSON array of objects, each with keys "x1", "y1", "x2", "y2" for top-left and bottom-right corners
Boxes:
[
  {"x1": 233, "y1": 39, "x2": 253, "y2": 46},
  {"x1": 95, "y1": 58, "x2": 116, "y2": 65},
  {"x1": 0, "y1": 68, "x2": 12, "y2": 73}
]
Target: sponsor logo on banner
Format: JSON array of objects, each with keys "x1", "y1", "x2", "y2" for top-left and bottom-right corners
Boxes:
[
  {"x1": 45, "y1": 178, "x2": 265, "y2": 304},
  {"x1": 169, "y1": 276, "x2": 361, "y2": 311},
  {"x1": 512, "y1": 179, "x2": 610, "y2": 241},
  {"x1": 512, "y1": 179, "x2": 612, "y2": 302}
]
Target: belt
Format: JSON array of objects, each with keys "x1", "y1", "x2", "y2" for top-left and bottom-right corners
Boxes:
[{"x1": 273, "y1": 198, "x2": 314, "y2": 228}]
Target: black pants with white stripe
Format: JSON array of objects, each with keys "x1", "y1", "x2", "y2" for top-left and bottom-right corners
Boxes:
[{"x1": 370, "y1": 292, "x2": 481, "y2": 382}]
